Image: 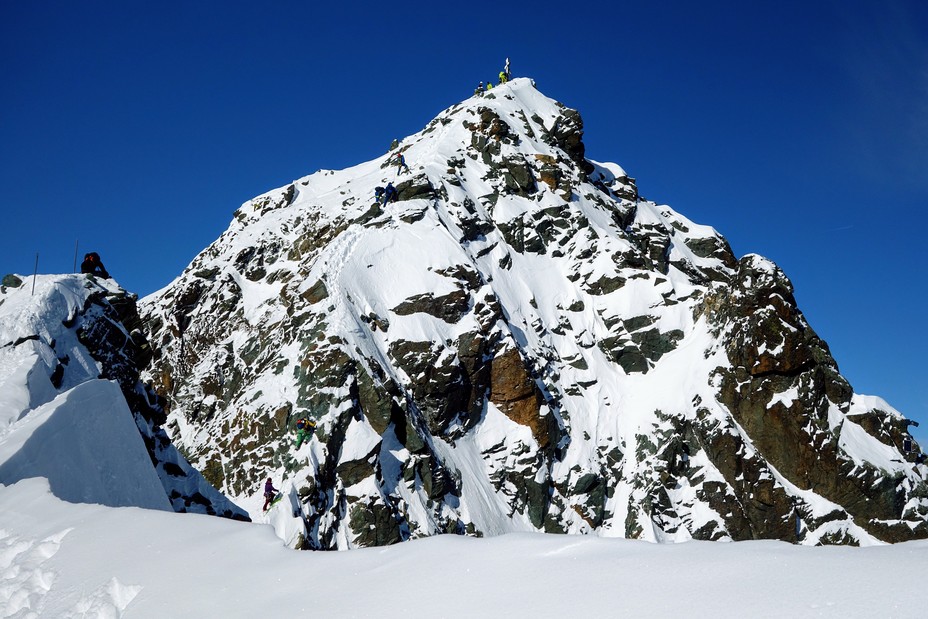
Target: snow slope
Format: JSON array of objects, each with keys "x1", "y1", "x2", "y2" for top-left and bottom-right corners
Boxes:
[
  {"x1": 1, "y1": 477, "x2": 926, "y2": 618},
  {"x1": 0, "y1": 379, "x2": 171, "y2": 511}
]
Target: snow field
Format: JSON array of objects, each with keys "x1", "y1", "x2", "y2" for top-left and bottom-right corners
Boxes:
[{"x1": 2, "y1": 478, "x2": 926, "y2": 618}]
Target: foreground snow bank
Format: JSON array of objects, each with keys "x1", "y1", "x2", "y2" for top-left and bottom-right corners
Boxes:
[
  {"x1": 1, "y1": 478, "x2": 925, "y2": 618},
  {"x1": 0, "y1": 380, "x2": 171, "y2": 511}
]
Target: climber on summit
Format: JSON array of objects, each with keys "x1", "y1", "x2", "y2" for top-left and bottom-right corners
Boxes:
[
  {"x1": 262, "y1": 478, "x2": 279, "y2": 511},
  {"x1": 80, "y1": 252, "x2": 110, "y2": 278},
  {"x1": 498, "y1": 70, "x2": 508, "y2": 85},
  {"x1": 474, "y1": 81, "x2": 485, "y2": 95},
  {"x1": 294, "y1": 416, "x2": 316, "y2": 449}
]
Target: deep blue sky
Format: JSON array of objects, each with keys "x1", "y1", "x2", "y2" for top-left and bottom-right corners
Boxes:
[{"x1": 2, "y1": 1, "x2": 926, "y2": 441}]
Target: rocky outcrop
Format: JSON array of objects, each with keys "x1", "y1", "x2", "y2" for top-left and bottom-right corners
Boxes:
[
  {"x1": 695, "y1": 255, "x2": 927, "y2": 542},
  {"x1": 547, "y1": 108, "x2": 594, "y2": 175},
  {"x1": 75, "y1": 283, "x2": 248, "y2": 520},
  {"x1": 489, "y1": 347, "x2": 559, "y2": 450}
]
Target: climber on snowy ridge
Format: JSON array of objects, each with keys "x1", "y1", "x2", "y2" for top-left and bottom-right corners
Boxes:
[{"x1": 80, "y1": 252, "x2": 110, "y2": 278}]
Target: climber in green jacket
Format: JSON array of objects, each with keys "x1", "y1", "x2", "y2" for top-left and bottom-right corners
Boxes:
[{"x1": 294, "y1": 416, "x2": 316, "y2": 449}]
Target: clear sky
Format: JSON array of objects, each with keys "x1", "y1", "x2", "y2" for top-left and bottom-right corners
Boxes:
[{"x1": 2, "y1": 1, "x2": 926, "y2": 441}]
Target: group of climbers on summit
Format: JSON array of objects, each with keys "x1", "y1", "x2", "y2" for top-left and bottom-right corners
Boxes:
[
  {"x1": 371, "y1": 60, "x2": 514, "y2": 209},
  {"x1": 475, "y1": 57, "x2": 511, "y2": 95}
]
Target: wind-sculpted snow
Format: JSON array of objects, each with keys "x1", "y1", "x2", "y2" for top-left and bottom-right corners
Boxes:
[
  {"x1": 0, "y1": 273, "x2": 247, "y2": 520},
  {"x1": 140, "y1": 77, "x2": 928, "y2": 548},
  {"x1": 0, "y1": 380, "x2": 172, "y2": 510}
]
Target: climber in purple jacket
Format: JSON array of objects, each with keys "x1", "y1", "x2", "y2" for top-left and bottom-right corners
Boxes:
[{"x1": 262, "y1": 478, "x2": 278, "y2": 511}]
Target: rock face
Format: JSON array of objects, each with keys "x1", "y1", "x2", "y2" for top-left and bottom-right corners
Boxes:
[{"x1": 139, "y1": 78, "x2": 927, "y2": 548}]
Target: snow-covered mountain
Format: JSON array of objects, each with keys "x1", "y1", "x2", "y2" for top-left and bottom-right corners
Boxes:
[
  {"x1": 139, "y1": 77, "x2": 928, "y2": 548},
  {"x1": 0, "y1": 273, "x2": 246, "y2": 519}
]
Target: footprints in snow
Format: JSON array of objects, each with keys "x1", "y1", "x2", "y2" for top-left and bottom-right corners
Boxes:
[{"x1": 0, "y1": 527, "x2": 141, "y2": 618}]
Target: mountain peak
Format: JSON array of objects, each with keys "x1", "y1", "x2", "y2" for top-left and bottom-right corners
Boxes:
[{"x1": 139, "y1": 78, "x2": 928, "y2": 548}]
